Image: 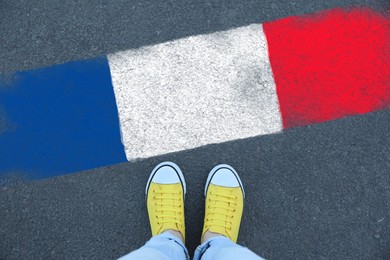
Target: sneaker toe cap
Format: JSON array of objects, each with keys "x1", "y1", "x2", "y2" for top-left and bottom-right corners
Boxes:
[
  {"x1": 152, "y1": 166, "x2": 181, "y2": 184},
  {"x1": 211, "y1": 168, "x2": 240, "y2": 187}
]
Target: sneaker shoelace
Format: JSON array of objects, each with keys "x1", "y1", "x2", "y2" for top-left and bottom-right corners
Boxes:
[
  {"x1": 153, "y1": 186, "x2": 183, "y2": 227},
  {"x1": 206, "y1": 190, "x2": 237, "y2": 231}
]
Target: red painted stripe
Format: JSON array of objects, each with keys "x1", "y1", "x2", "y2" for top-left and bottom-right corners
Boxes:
[{"x1": 263, "y1": 8, "x2": 390, "y2": 128}]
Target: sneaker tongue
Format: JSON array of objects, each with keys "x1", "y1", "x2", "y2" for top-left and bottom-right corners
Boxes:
[{"x1": 161, "y1": 222, "x2": 178, "y2": 230}]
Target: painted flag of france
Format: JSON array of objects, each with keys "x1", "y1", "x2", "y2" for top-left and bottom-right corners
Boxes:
[{"x1": 1, "y1": 7, "x2": 389, "y2": 179}]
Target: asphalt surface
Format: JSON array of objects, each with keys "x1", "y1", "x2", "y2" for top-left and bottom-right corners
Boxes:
[
  {"x1": 0, "y1": 0, "x2": 388, "y2": 75},
  {"x1": 1, "y1": 0, "x2": 389, "y2": 259},
  {"x1": 1, "y1": 109, "x2": 389, "y2": 259}
]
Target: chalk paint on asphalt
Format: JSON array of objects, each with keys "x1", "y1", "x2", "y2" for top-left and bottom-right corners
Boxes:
[
  {"x1": 108, "y1": 24, "x2": 283, "y2": 160},
  {"x1": 1, "y1": 7, "x2": 388, "y2": 179}
]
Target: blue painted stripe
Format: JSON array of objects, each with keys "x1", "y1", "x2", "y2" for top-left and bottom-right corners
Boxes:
[{"x1": 0, "y1": 57, "x2": 127, "y2": 180}]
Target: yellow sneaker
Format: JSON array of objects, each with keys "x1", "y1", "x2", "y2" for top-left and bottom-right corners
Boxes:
[
  {"x1": 145, "y1": 161, "x2": 186, "y2": 242},
  {"x1": 202, "y1": 164, "x2": 245, "y2": 243}
]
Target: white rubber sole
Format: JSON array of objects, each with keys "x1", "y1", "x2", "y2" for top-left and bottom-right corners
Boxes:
[
  {"x1": 145, "y1": 161, "x2": 187, "y2": 195},
  {"x1": 204, "y1": 164, "x2": 245, "y2": 198}
]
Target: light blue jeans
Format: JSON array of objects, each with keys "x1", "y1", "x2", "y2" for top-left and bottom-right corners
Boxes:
[{"x1": 118, "y1": 232, "x2": 264, "y2": 260}]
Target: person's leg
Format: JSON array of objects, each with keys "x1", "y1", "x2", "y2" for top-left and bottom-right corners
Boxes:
[
  {"x1": 193, "y1": 236, "x2": 263, "y2": 260},
  {"x1": 118, "y1": 161, "x2": 189, "y2": 260},
  {"x1": 193, "y1": 164, "x2": 264, "y2": 260},
  {"x1": 119, "y1": 231, "x2": 188, "y2": 260}
]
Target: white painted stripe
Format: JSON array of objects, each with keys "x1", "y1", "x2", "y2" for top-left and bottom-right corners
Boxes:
[{"x1": 108, "y1": 24, "x2": 282, "y2": 160}]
